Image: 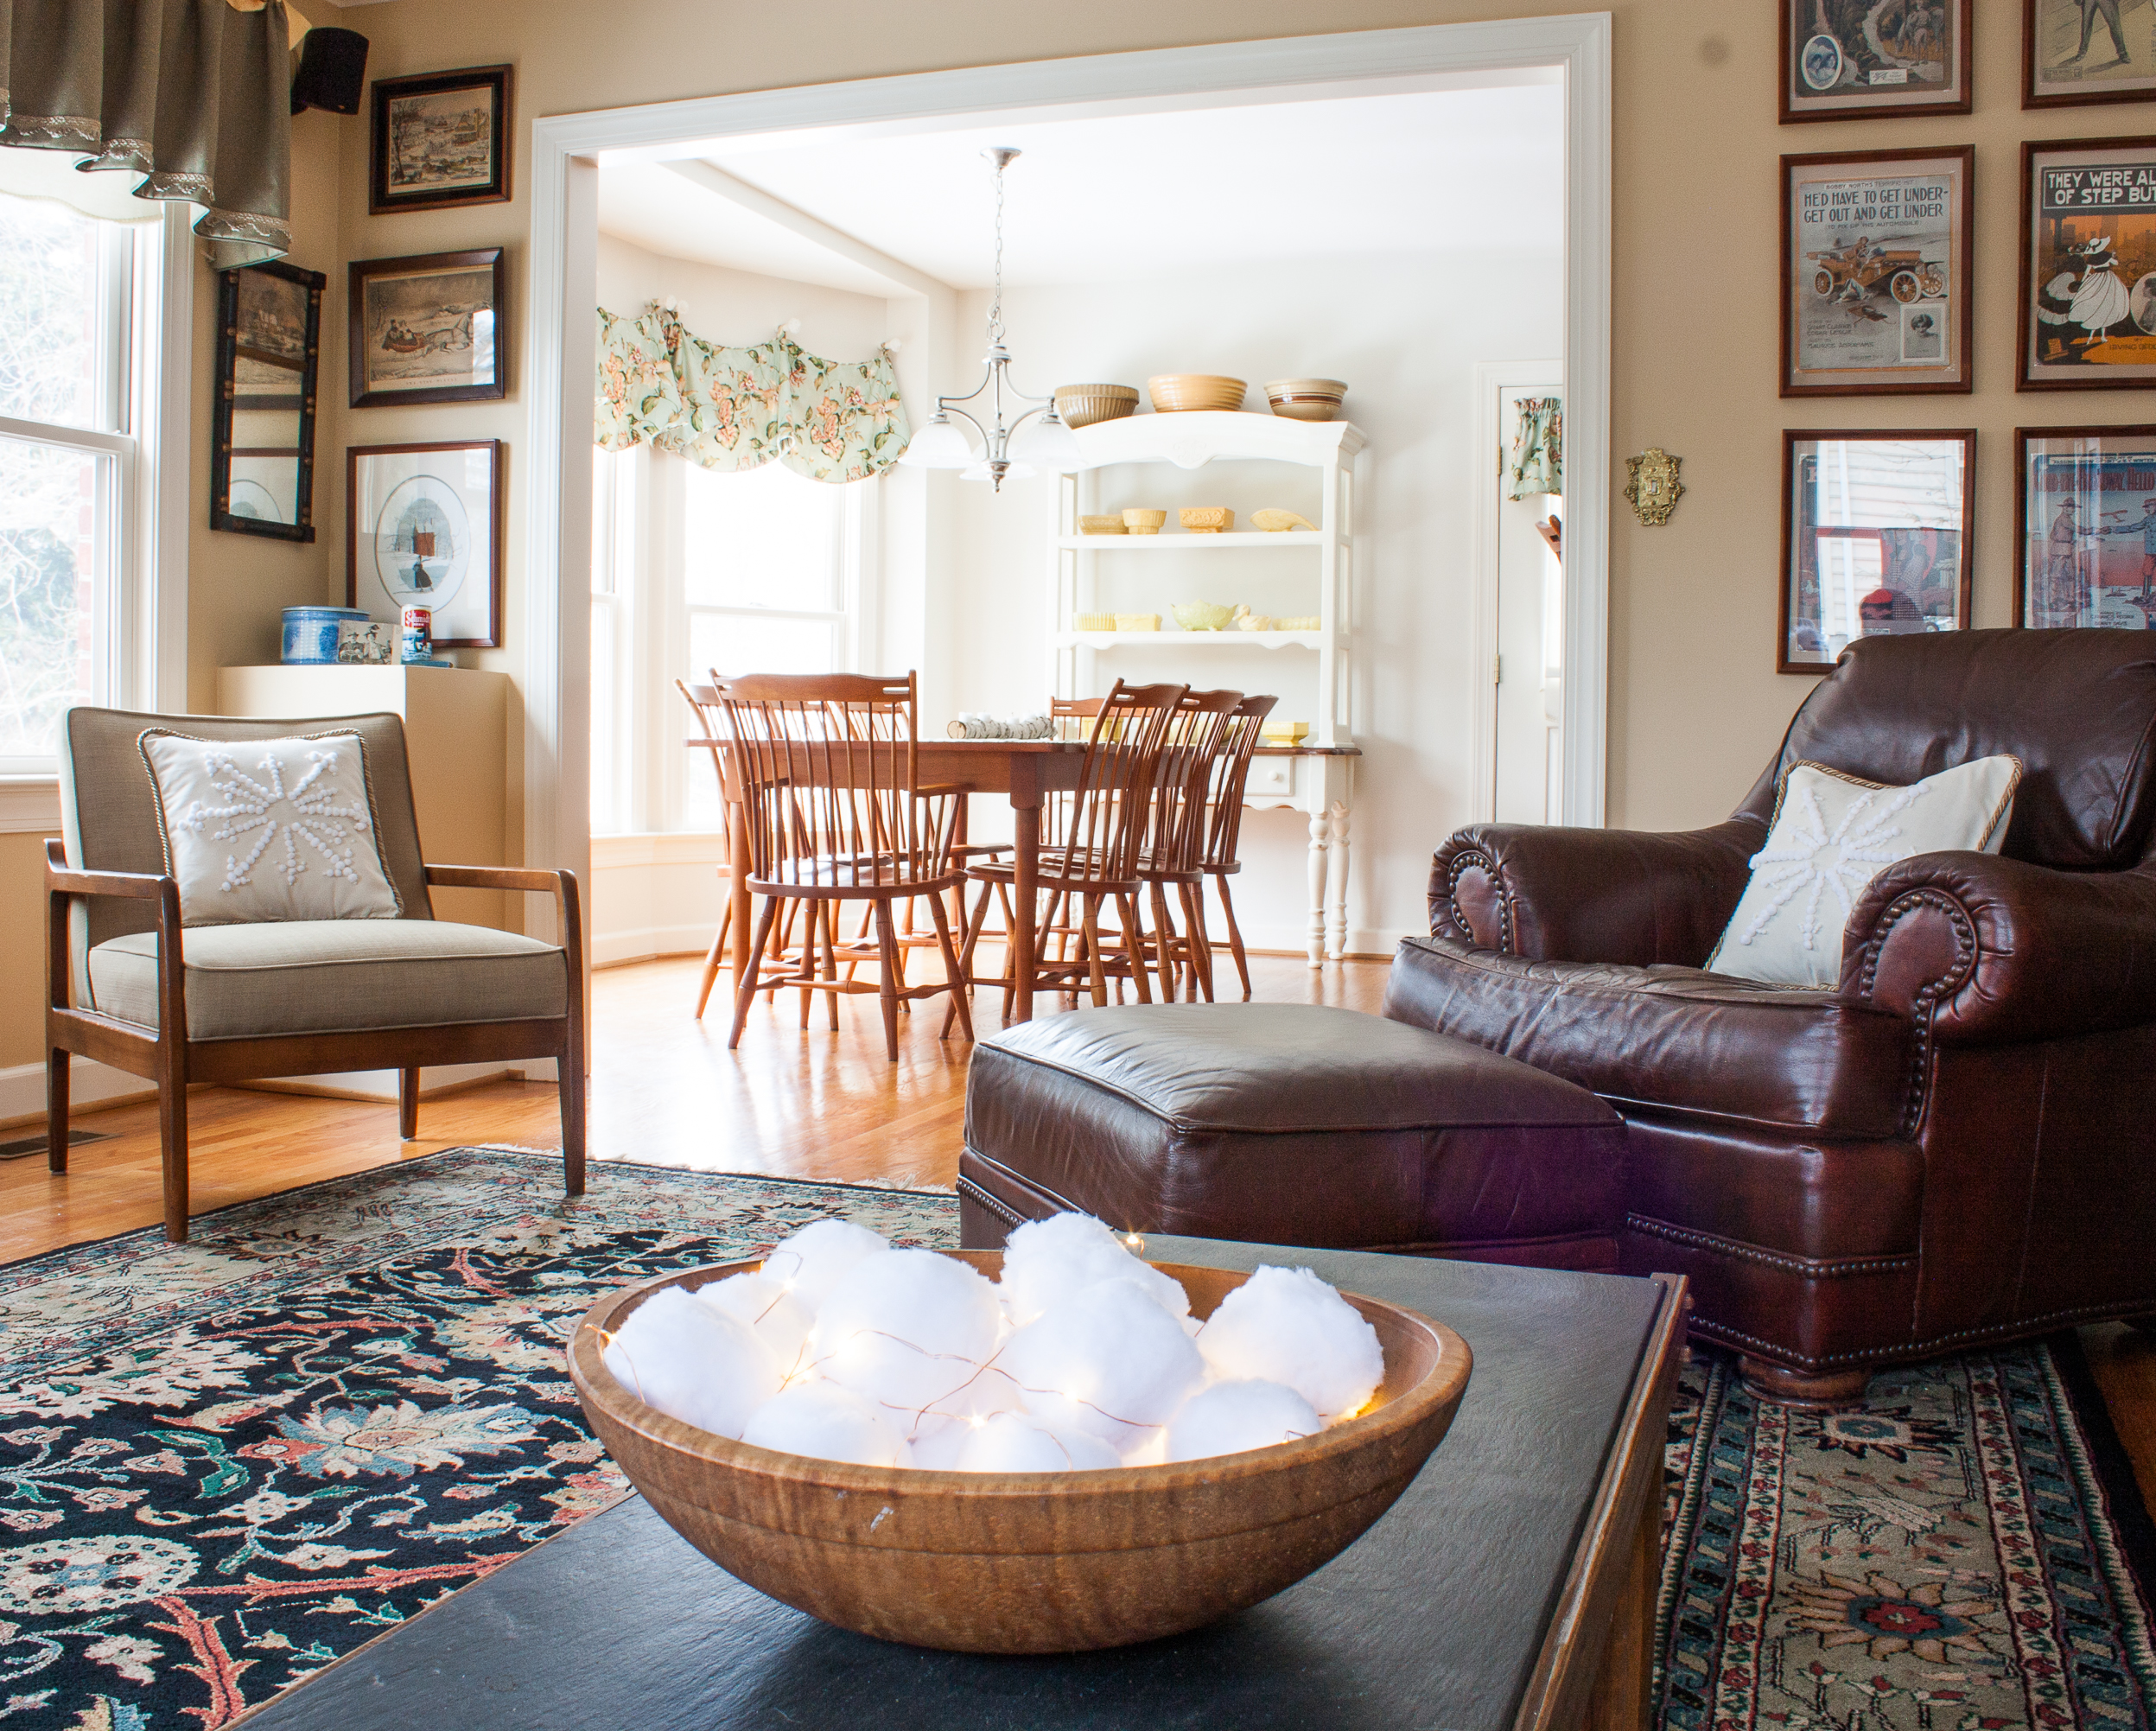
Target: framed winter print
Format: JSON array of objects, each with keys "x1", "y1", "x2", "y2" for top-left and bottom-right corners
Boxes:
[
  {"x1": 348, "y1": 249, "x2": 506, "y2": 409},
  {"x1": 1783, "y1": 147, "x2": 1973, "y2": 398},
  {"x1": 210, "y1": 259, "x2": 325, "y2": 543},
  {"x1": 368, "y1": 65, "x2": 512, "y2": 215},
  {"x1": 2025, "y1": 0, "x2": 2156, "y2": 108},
  {"x1": 2014, "y1": 425, "x2": 2156, "y2": 627},
  {"x1": 1781, "y1": 430, "x2": 1975, "y2": 675},
  {"x1": 1783, "y1": 0, "x2": 1972, "y2": 123},
  {"x1": 346, "y1": 441, "x2": 502, "y2": 649},
  {"x1": 2019, "y1": 137, "x2": 2156, "y2": 390}
]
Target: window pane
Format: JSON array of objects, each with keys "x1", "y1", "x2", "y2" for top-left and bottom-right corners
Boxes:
[
  {"x1": 690, "y1": 610, "x2": 838, "y2": 679},
  {"x1": 684, "y1": 611, "x2": 839, "y2": 828},
  {"x1": 0, "y1": 438, "x2": 98, "y2": 761},
  {"x1": 0, "y1": 193, "x2": 105, "y2": 430},
  {"x1": 682, "y1": 461, "x2": 841, "y2": 611}
]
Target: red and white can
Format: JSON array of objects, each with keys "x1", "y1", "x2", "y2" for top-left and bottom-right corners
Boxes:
[{"x1": 399, "y1": 606, "x2": 432, "y2": 662}]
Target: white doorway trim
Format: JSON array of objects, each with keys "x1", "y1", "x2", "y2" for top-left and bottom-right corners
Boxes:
[
  {"x1": 524, "y1": 14, "x2": 1613, "y2": 892},
  {"x1": 1468, "y1": 357, "x2": 1564, "y2": 824}
]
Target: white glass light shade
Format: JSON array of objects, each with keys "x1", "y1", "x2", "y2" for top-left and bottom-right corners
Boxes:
[
  {"x1": 1012, "y1": 413, "x2": 1084, "y2": 470},
  {"x1": 899, "y1": 417, "x2": 976, "y2": 469}
]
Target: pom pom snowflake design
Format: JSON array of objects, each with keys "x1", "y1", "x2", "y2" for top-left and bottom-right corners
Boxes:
[
  {"x1": 1735, "y1": 780, "x2": 1928, "y2": 952},
  {"x1": 172, "y1": 748, "x2": 374, "y2": 894}
]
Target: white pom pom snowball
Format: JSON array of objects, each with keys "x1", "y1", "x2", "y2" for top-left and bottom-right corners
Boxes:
[
  {"x1": 1165, "y1": 1378, "x2": 1323, "y2": 1462},
  {"x1": 1000, "y1": 1277, "x2": 1205, "y2": 1451},
  {"x1": 813, "y1": 1248, "x2": 1002, "y2": 1423},
  {"x1": 956, "y1": 1412, "x2": 1121, "y2": 1473},
  {"x1": 693, "y1": 1273, "x2": 814, "y2": 1377},
  {"x1": 1197, "y1": 1264, "x2": 1384, "y2": 1422},
  {"x1": 740, "y1": 1382, "x2": 911, "y2": 1468},
  {"x1": 999, "y1": 1212, "x2": 1189, "y2": 1327},
  {"x1": 601, "y1": 1286, "x2": 779, "y2": 1440},
  {"x1": 759, "y1": 1218, "x2": 890, "y2": 1311}
]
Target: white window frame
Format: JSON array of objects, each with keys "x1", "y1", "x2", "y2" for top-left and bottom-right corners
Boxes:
[
  {"x1": 0, "y1": 200, "x2": 189, "y2": 830},
  {"x1": 599, "y1": 451, "x2": 873, "y2": 837}
]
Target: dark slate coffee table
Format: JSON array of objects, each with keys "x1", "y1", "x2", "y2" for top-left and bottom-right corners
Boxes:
[{"x1": 234, "y1": 1238, "x2": 1686, "y2": 1731}]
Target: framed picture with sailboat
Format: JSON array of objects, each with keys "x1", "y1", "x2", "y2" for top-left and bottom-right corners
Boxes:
[{"x1": 348, "y1": 248, "x2": 506, "y2": 409}]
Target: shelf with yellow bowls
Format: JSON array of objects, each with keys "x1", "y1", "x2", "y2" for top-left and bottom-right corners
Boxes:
[
  {"x1": 1057, "y1": 531, "x2": 1323, "y2": 551},
  {"x1": 1054, "y1": 629, "x2": 1324, "y2": 650}
]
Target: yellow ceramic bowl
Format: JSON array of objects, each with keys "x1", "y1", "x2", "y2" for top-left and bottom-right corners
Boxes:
[
  {"x1": 1173, "y1": 601, "x2": 1235, "y2": 632},
  {"x1": 1122, "y1": 508, "x2": 1168, "y2": 535},
  {"x1": 1179, "y1": 507, "x2": 1234, "y2": 533},
  {"x1": 1078, "y1": 515, "x2": 1127, "y2": 535},
  {"x1": 1147, "y1": 375, "x2": 1247, "y2": 414}
]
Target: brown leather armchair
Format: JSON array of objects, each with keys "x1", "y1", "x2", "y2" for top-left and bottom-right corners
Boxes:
[{"x1": 1383, "y1": 630, "x2": 2156, "y2": 1405}]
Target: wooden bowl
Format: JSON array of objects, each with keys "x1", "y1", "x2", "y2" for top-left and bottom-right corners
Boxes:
[
  {"x1": 1179, "y1": 506, "x2": 1234, "y2": 533},
  {"x1": 1148, "y1": 374, "x2": 1247, "y2": 414},
  {"x1": 1264, "y1": 379, "x2": 1347, "y2": 423},
  {"x1": 1054, "y1": 384, "x2": 1140, "y2": 430},
  {"x1": 569, "y1": 1251, "x2": 1471, "y2": 1655},
  {"x1": 1122, "y1": 508, "x2": 1167, "y2": 535},
  {"x1": 1077, "y1": 514, "x2": 1127, "y2": 535}
]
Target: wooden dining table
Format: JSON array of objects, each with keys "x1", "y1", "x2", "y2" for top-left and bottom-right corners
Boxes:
[{"x1": 686, "y1": 736, "x2": 1091, "y2": 1025}]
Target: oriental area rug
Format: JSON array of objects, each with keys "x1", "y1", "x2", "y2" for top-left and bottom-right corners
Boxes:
[{"x1": 0, "y1": 1149, "x2": 2146, "y2": 1730}]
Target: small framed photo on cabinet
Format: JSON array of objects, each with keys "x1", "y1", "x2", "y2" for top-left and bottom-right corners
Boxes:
[
  {"x1": 369, "y1": 64, "x2": 512, "y2": 215},
  {"x1": 1783, "y1": 148, "x2": 1973, "y2": 398},
  {"x1": 347, "y1": 440, "x2": 503, "y2": 649},
  {"x1": 2019, "y1": 137, "x2": 2156, "y2": 390},
  {"x1": 1781, "y1": 430, "x2": 1975, "y2": 675},
  {"x1": 1783, "y1": 0, "x2": 1972, "y2": 122},
  {"x1": 2025, "y1": 0, "x2": 2156, "y2": 108},
  {"x1": 2014, "y1": 425, "x2": 2156, "y2": 627}
]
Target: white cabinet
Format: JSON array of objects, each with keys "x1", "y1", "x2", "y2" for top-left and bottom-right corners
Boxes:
[{"x1": 1046, "y1": 412, "x2": 1366, "y2": 962}]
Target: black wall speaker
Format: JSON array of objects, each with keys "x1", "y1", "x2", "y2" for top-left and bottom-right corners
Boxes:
[{"x1": 291, "y1": 28, "x2": 369, "y2": 117}]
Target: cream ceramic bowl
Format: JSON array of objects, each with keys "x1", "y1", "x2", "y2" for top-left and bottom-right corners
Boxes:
[
  {"x1": 1078, "y1": 515, "x2": 1127, "y2": 535},
  {"x1": 1148, "y1": 374, "x2": 1247, "y2": 414},
  {"x1": 1264, "y1": 379, "x2": 1347, "y2": 423},
  {"x1": 1173, "y1": 601, "x2": 1236, "y2": 631},
  {"x1": 1054, "y1": 384, "x2": 1139, "y2": 430},
  {"x1": 1122, "y1": 508, "x2": 1168, "y2": 535}
]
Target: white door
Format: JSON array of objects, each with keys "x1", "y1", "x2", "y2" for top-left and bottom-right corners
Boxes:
[{"x1": 1493, "y1": 383, "x2": 1563, "y2": 825}]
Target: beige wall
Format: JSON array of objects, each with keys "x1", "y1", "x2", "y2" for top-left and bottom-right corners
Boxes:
[{"x1": 10, "y1": 0, "x2": 2152, "y2": 1079}]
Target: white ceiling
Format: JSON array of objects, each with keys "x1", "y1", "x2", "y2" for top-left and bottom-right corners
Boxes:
[{"x1": 596, "y1": 82, "x2": 1564, "y2": 297}]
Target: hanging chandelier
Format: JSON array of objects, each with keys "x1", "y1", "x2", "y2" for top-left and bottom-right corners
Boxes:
[{"x1": 899, "y1": 147, "x2": 1081, "y2": 491}]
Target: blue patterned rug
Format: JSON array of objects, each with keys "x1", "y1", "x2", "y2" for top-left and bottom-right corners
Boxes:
[
  {"x1": 0, "y1": 1148, "x2": 2148, "y2": 1728},
  {"x1": 0, "y1": 1150, "x2": 952, "y2": 1728}
]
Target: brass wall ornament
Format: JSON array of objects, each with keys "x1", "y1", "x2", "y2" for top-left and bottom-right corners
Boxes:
[{"x1": 1625, "y1": 448, "x2": 1684, "y2": 525}]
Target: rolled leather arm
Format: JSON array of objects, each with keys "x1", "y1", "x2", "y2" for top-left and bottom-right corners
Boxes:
[
  {"x1": 1841, "y1": 851, "x2": 2156, "y2": 1046},
  {"x1": 1429, "y1": 818, "x2": 1761, "y2": 966}
]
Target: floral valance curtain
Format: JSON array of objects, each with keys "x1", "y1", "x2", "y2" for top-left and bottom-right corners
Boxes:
[
  {"x1": 595, "y1": 302, "x2": 911, "y2": 485},
  {"x1": 0, "y1": 0, "x2": 295, "y2": 267},
  {"x1": 1506, "y1": 396, "x2": 1563, "y2": 500}
]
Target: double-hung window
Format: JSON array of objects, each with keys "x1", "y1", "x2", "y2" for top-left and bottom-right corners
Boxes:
[
  {"x1": 0, "y1": 191, "x2": 139, "y2": 773},
  {"x1": 590, "y1": 451, "x2": 867, "y2": 836}
]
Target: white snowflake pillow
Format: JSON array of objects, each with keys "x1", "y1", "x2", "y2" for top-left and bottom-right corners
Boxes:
[
  {"x1": 1706, "y1": 755, "x2": 2020, "y2": 990},
  {"x1": 138, "y1": 730, "x2": 404, "y2": 926}
]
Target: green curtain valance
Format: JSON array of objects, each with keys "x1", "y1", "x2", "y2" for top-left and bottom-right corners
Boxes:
[
  {"x1": 1506, "y1": 396, "x2": 1562, "y2": 500},
  {"x1": 595, "y1": 302, "x2": 910, "y2": 485},
  {"x1": 0, "y1": 0, "x2": 295, "y2": 268}
]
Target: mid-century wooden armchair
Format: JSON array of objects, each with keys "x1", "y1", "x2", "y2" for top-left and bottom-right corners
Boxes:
[{"x1": 45, "y1": 707, "x2": 585, "y2": 1242}]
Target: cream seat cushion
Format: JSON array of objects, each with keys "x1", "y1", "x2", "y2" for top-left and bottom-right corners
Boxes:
[
  {"x1": 87, "y1": 920, "x2": 567, "y2": 1040},
  {"x1": 1707, "y1": 754, "x2": 2020, "y2": 990}
]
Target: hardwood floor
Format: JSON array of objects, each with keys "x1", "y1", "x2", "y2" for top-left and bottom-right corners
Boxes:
[{"x1": 3, "y1": 949, "x2": 2150, "y2": 1522}]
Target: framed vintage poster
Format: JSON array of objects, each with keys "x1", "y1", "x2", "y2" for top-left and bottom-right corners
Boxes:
[
  {"x1": 210, "y1": 260, "x2": 325, "y2": 543},
  {"x1": 1783, "y1": 0, "x2": 1972, "y2": 122},
  {"x1": 2019, "y1": 137, "x2": 2156, "y2": 390},
  {"x1": 348, "y1": 248, "x2": 506, "y2": 409},
  {"x1": 347, "y1": 441, "x2": 502, "y2": 649},
  {"x1": 369, "y1": 65, "x2": 512, "y2": 215},
  {"x1": 2025, "y1": 0, "x2": 2156, "y2": 108},
  {"x1": 1783, "y1": 148, "x2": 1973, "y2": 398},
  {"x1": 2014, "y1": 425, "x2": 2156, "y2": 627},
  {"x1": 1781, "y1": 430, "x2": 1975, "y2": 675}
]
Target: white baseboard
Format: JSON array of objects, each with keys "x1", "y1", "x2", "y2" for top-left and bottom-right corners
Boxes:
[
  {"x1": 0, "y1": 1057, "x2": 156, "y2": 1129},
  {"x1": 593, "y1": 922, "x2": 721, "y2": 969}
]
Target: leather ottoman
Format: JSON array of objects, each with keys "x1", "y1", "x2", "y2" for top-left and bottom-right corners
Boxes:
[{"x1": 958, "y1": 1003, "x2": 1628, "y2": 1270}]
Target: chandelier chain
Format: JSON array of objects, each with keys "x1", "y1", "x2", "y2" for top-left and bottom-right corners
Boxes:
[{"x1": 988, "y1": 156, "x2": 1007, "y2": 347}]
